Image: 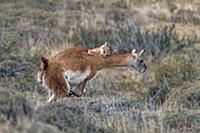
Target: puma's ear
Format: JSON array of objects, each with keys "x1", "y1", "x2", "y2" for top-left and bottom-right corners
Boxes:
[
  {"x1": 100, "y1": 42, "x2": 107, "y2": 48},
  {"x1": 40, "y1": 56, "x2": 48, "y2": 70},
  {"x1": 131, "y1": 49, "x2": 136, "y2": 55}
]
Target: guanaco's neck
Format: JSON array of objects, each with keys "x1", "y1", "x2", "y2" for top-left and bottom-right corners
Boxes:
[{"x1": 96, "y1": 53, "x2": 135, "y2": 70}]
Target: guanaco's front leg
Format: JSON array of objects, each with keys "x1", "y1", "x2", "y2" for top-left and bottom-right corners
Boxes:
[{"x1": 80, "y1": 70, "x2": 96, "y2": 94}]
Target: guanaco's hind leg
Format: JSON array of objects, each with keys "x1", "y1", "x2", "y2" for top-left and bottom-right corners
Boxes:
[
  {"x1": 64, "y1": 76, "x2": 72, "y2": 96},
  {"x1": 65, "y1": 76, "x2": 80, "y2": 97}
]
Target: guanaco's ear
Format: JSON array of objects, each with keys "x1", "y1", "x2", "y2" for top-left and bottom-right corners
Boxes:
[
  {"x1": 138, "y1": 49, "x2": 144, "y2": 57},
  {"x1": 104, "y1": 42, "x2": 108, "y2": 46},
  {"x1": 131, "y1": 49, "x2": 136, "y2": 55},
  {"x1": 40, "y1": 56, "x2": 48, "y2": 70}
]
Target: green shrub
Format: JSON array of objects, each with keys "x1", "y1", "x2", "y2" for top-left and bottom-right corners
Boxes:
[
  {"x1": 148, "y1": 53, "x2": 198, "y2": 104},
  {"x1": 166, "y1": 82, "x2": 200, "y2": 109},
  {"x1": 152, "y1": 53, "x2": 197, "y2": 87}
]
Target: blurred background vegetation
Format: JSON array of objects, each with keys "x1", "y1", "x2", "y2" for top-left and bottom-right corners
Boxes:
[{"x1": 0, "y1": 0, "x2": 200, "y2": 132}]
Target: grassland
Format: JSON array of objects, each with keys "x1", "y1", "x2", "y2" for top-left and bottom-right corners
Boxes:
[{"x1": 0, "y1": 0, "x2": 200, "y2": 132}]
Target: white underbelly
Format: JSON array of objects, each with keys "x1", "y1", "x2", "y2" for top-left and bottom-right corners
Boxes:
[{"x1": 63, "y1": 68, "x2": 91, "y2": 84}]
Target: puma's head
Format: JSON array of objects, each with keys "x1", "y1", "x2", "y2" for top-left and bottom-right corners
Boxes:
[{"x1": 100, "y1": 42, "x2": 113, "y2": 58}]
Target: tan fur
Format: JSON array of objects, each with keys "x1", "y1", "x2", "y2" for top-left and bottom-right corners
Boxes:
[
  {"x1": 37, "y1": 47, "x2": 146, "y2": 103},
  {"x1": 87, "y1": 42, "x2": 113, "y2": 58}
]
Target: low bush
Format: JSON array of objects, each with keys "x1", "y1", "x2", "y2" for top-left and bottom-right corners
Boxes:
[
  {"x1": 34, "y1": 102, "x2": 112, "y2": 133},
  {"x1": 148, "y1": 53, "x2": 198, "y2": 104},
  {"x1": 0, "y1": 89, "x2": 32, "y2": 123}
]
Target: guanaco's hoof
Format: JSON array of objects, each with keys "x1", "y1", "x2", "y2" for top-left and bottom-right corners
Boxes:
[
  {"x1": 66, "y1": 91, "x2": 80, "y2": 97},
  {"x1": 66, "y1": 92, "x2": 73, "y2": 97}
]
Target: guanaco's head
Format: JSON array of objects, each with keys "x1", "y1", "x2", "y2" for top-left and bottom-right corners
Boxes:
[
  {"x1": 37, "y1": 56, "x2": 48, "y2": 85},
  {"x1": 130, "y1": 49, "x2": 147, "y2": 73},
  {"x1": 100, "y1": 42, "x2": 113, "y2": 58}
]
